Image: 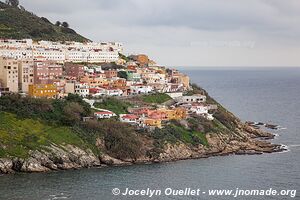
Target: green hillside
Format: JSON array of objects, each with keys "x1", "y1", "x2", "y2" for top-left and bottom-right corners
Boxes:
[
  {"x1": 0, "y1": 112, "x2": 92, "y2": 158},
  {"x1": 0, "y1": 1, "x2": 89, "y2": 42}
]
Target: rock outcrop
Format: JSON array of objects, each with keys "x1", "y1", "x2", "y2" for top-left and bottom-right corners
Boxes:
[
  {"x1": 0, "y1": 123, "x2": 285, "y2": 174},
  {"x1": 0, "y1": 144, "x2": 100, "y2": 174}
]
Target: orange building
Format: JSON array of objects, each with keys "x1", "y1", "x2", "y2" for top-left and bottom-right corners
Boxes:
[
  {"x1": 111, "y1": 78, "x2": 127, "y2": 88},
  {"x1": 104, "y1": 70, "x2": 117, "y2": 78},
  {"x1": 80, "y1": 75, "x2": 109, "y2": 88},
  {"x1": 143, "y1": 118, "x2": 162, "y2": 128},
  {"x1": 161, "y1": 108, "x2": 187, "y2": 120},
  {"x1": 28, "y1": 84, "x2": 57, "y2": 98}
]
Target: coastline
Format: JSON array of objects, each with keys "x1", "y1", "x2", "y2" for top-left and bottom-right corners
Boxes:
[{"x1": 0, "y1": 124, "x2": 285, "y2": 174}]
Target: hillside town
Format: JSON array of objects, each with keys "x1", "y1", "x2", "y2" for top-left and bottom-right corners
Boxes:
[{"x1": 0, "y1": 39, "x2": 217, "y2": 128}]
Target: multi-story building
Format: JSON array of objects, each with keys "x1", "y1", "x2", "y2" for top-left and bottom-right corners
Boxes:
[
  {"x1": 34, "y1": 61, "x2": 62, "y2": 84},
  {"x1": 64, "y1": 63, "x2": 84, "y2": 79},
  {"x1": 75, "y1": 82, "x2": 89, "y2": 97},
  {"x1": 104, "y1": 70, "x2": 117, "y2": 79},
  {"x1": 28, "y1": 84, "x2": 57, "y2": 98},
  {"x1": 0, "y1": 57, "x2": 19, "y2": 92},
  {"x1": 0, "y1": 39, "x2": 123, "y2": 64},
  {"x1": 18, "y1": 59, "x2": 34, "y2": 92}
]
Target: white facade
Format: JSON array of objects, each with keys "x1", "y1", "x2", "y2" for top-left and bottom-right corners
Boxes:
[
  {"x1": 94, "y1": 111, "x2": 116, "y2": 119},
  {"x1": 106, "y1": 88, "x2": 123, "y2": 96},
  {"x1": 176, "y1": 95, "x2": 206, "y2": 103},
  {"x1": 130, "y1": 85, "x2": 153, "y2": 95},
  {"x1": 119, "y1": 114, "x2": 139, "y2": 124},
  {"x1": 75, "y1": 83, "x2": 89, "y2": 97},
  {"x1": 0, "y1": 39, "x2": 123, "y2": 63}
]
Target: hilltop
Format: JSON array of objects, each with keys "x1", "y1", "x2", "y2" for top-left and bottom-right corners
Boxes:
[{"x1": 0, "y1": 1, "x2": 89, "y2": 42}]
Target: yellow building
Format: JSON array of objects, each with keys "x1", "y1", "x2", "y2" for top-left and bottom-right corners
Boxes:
[
  {"x1": 180, "y1": 75, "x2": 190, "y2": 89},
  {"x1": 144, "y1": 118, "x2": 162, "y2": 128},
  {"x1": 164, "y1": 108, "x2": 187, "y2": 120},
  {"x1": 28, "y1": 84, "x2": 57, "y2": 98}
]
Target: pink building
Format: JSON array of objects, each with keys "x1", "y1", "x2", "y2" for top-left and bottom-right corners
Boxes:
[
  {"x1": 64, "y1": 63, "x2": 84, "y2": 79},
  {"x1": 34, "y1": 61, "x2": 62, "y2": 84}
]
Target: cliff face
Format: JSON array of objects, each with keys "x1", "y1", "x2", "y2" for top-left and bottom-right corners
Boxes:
[
  {"x1": 0, "y1": 123, "x2": 282, "y2": 173},
  {"x1": 0, "y1": 144, "x2": 100, "y2": 173}
]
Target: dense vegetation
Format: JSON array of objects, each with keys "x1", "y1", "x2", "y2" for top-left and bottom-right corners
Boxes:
[
  {"x1": 0, "y1": 94, "x2": 142, "y2": 159},
  {"x1": 0, "y1": 2, "x2": 88, "y2": 42},
  {"x1": 0, "y1": 112, "x2": 92, "y2": 158}
]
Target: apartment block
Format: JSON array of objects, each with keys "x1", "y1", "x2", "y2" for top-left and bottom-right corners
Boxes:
[
  {"x1": 28, "y1": 84, "x2": 57, "y2": 98},
  {"x1": 0, "y1": 57, "x2": 19, "y2": 92},
  {"x1": 18, "y1": 59, "x2": 34, "y2": 92}
]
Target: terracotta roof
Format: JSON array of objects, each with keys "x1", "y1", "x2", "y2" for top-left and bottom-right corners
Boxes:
[
  {"x1": 94, "y1": 111, "x2": 113, "y2": 115},
  {"x1": 121, "y1": 114, "x2": 139, "y2": 119}
]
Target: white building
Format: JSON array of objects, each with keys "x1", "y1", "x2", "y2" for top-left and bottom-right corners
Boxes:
[
  {"x1": 130, "y1": 85, "x2": 153, "y2": 95},
  {"x1": 75, "y1": 83, "x2": 89, "y2": 97},
  {"x1": 176, "y1": 95, "x2": 206, "y2": 103},
  {"x1": 119, "y1": 114, "x2": 140, "y2": 125},
  {"x1": 106, "y1": 88, "x2": 123, "y2": 96},
  {"x1": 0, "y1": 39, "x2": 123, "y2": 64},
  {"x1": 94, "y1": 111, "x2": 116, "y2": 119}
]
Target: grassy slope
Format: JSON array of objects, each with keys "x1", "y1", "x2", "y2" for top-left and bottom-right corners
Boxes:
[
  {"x1": 94, "y1": 97, "x2": 132, "y2": 115},
  {"x1": 0, "y1": 2, "x2": 89, "y2": 42},
  {"x1": 0, "y1": 112, "x2": 93, "y2": 158},
  {"x1": 141, "y1": 93, "x2": 172, "y2": 104}
]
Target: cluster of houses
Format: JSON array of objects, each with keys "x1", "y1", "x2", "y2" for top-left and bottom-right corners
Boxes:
[
  {"x1": 0, "y1": 55, "x2": 190, "y2": 98},
  {"x1": 92, "y1": 94, "x2": 217, "y2": 128},
  {"x1": 0, "y1": 39, "x2": 216, "y2": 128}
]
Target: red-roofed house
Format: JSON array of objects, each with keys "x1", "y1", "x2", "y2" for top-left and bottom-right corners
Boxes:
[{"x1": 119, "y1": 114, "x2": 140, "y2": 124}]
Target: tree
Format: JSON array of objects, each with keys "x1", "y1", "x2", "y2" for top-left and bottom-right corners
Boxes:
[
  {"x1": 63, "y1": 102, "x2": 85, "y2": 125},
  {"x1": 55, "y1": 21, "x2": 61, "y2": 26},
  {"x1": 6, "y1": 0, "x2": 19, "y2": 7},
  {"x1": 61, "y1": 22, "x2": 69, "y2": 28},
  {"x1": 41, "y1": 17, "x2": 51, "y2": 24},
  {"x1": 117, "y1": 71, "x2": 128, "y2": 80}
]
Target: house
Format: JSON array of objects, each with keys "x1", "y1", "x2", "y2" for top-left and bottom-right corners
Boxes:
[
  {"x1": 176, "y1": 94, "x2": 206, "y2": 103},
  {"x1": 111, "y1": 78, "x2": 127, "y2": 88},
  {"x1": 126, "y1": 71, "x2": 141, "y2": 82},
  {"x1": 106, "y1": 87, "x2": 123, "y2": 96},
  {"x1": 104, "y1": 70, "x2": 117, "y2": 78},
  {"x1": 119, "y1": 114, "x2": 140, "y2": 125},
  {"x1": 165, "y1": 107, "x2": 187, "y2": 120},
  {"x1": 186, "y1": 103, "x2": 215, "y2": 120},
  {"x1": 89, "y1": 88, "x2": 106, "y2": 97},
  {"x1": 75, "y1": 82, "x2": 89, "y2": 97},
  {"x1": 130, "y1": 84, "x2": 152, "y2": 95},
  {"x1": 190, "y1": 104, "x2": 209, "y2": 115},
  {"x1": 94, "y1": 111, "x2": 116, "y2": 119},
  {"x1": 148, "y1": 110, "x2": 167, "y2": 120},
  {"x1": 142, "y1": 118, "x2": 162, "y2": 128}
]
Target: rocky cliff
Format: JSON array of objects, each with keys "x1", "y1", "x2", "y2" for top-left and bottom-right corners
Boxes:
[{"x1": 0, "y1": 123, "x2": 283, "y2": 173}]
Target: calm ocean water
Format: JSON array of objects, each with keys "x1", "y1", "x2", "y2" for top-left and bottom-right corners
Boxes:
[{"x1": 0, "y1": 67, "x2": 299, "y2": 200}]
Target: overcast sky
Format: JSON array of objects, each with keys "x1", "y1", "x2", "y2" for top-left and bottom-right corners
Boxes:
[{"x1": 19, "y1": 0, "x2": 300, "y2": 67}]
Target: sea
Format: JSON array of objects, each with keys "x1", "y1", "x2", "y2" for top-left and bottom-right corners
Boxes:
[{"x1": 0, "y1": 67, "x2": 299, "y2": 200}]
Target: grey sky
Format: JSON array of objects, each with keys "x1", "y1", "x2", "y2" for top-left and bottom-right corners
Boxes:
[{"x1": 19, "y1": 0, "x2": 300, "y2": 67}]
